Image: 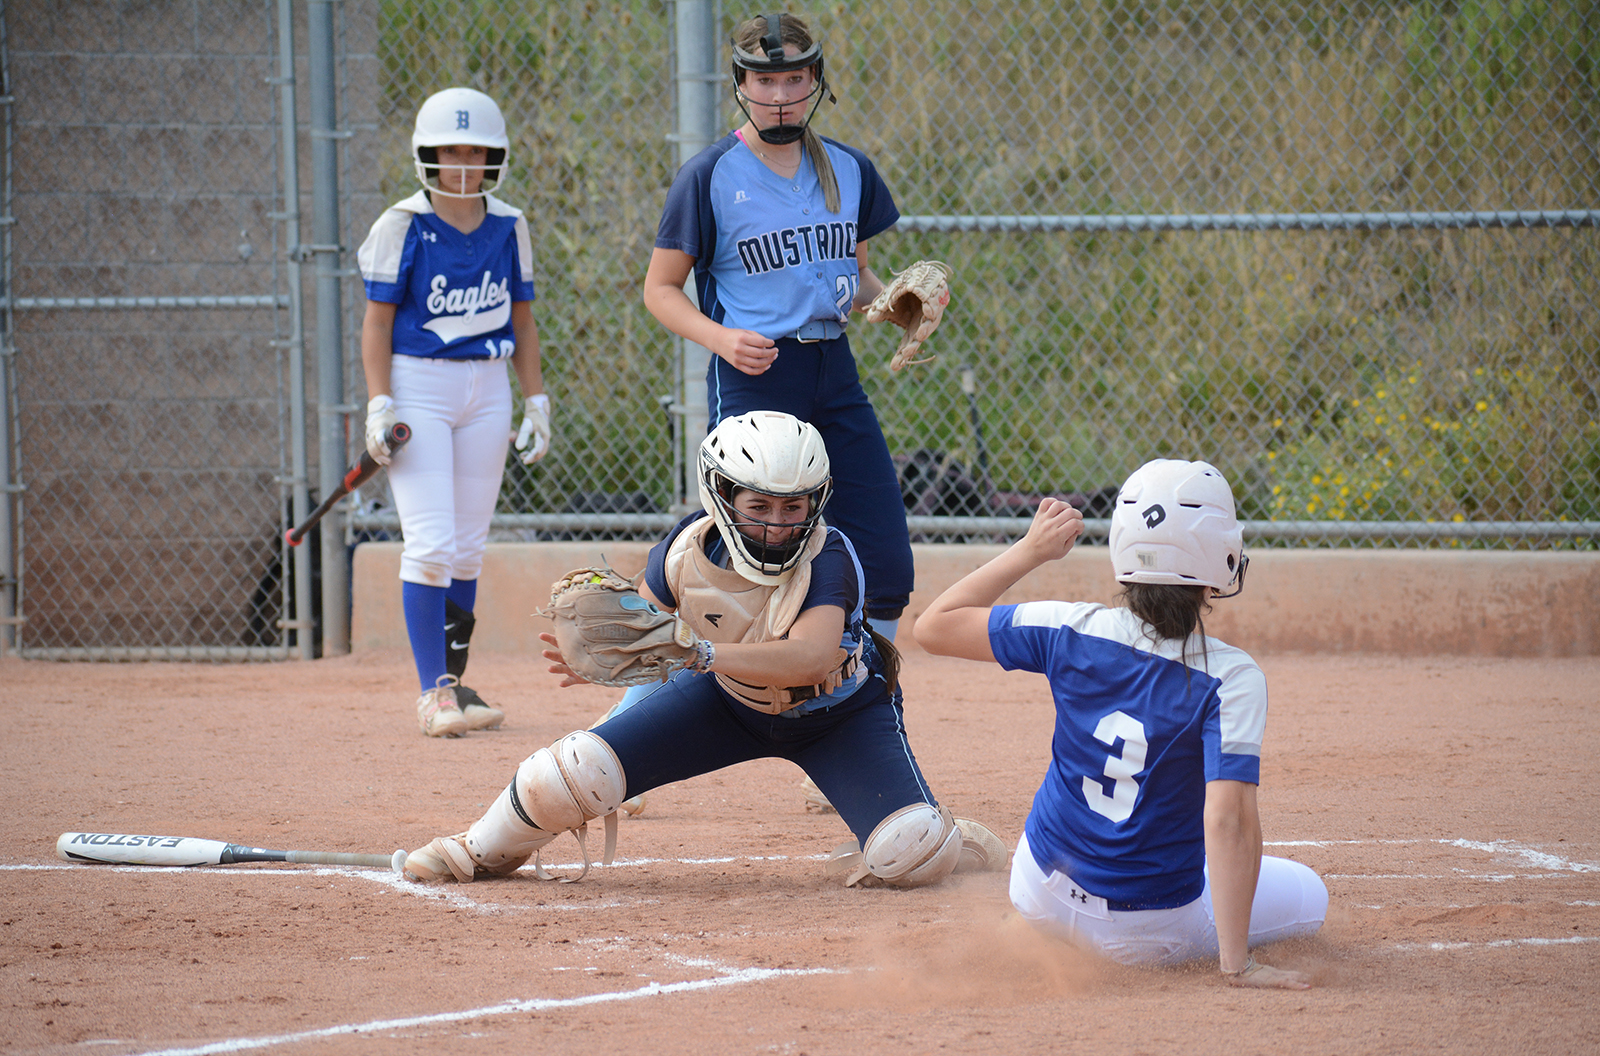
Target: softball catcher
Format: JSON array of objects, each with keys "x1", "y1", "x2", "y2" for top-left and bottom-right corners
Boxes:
[
  {"x1": 915, "y1": 460, "x2": 1327, "y2": 987},
  {"x1": 404, "y1": 412, "x2": 1006, "y2": 888},
  {"x1": 642, "y1": 12, "x2": 953, "y2": 640},
  {"x1": 358, "y1": 87, "x2": 552, "y2": 737}
]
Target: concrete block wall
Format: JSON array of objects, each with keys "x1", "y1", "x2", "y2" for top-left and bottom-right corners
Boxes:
[{"x1": 352, "y1": 542, "x2": 1600, "y2": 658}]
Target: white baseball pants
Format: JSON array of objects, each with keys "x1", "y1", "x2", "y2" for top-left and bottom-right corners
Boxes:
[
  {"x1": 387, "y1": 355, "x2": 512, "y2": 587},
  {"x1": 1009, "y1": 831, "x2": 1328, "y2": 966}
]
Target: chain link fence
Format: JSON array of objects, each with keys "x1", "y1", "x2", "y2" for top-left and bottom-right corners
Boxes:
[
  {"x1": 3, "y1": 0, "x2": 294, "y2": 657},
  {"x1": 363, "y1": 0, "x2": 1597, "y2": 550},
  {"x1": 3, "y1": 0, "x2": 1595, "y2": 658}
]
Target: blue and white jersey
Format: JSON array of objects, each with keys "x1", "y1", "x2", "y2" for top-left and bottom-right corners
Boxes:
[
  {"x1": 654, "y1": 132, "x2": 900, "y2": 338},
  {"x1": 990, "y1": 602, "x2": 1268, "y2": 910},
  {"x1": 645, "y1": 511, "x2": 873, "y2": 711},
  {"x1": 357, "y1": 190, "x2": 536, "y2": 361}
]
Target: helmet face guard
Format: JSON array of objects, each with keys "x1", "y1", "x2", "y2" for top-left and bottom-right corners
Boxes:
[
  {"x1": 703, "y1": 473, "x2": 833, "y2": 576},
  {"x1": 731, "y1": 14, "x2": 832, "y2": 145},
  {"x1": 696, "y1": 411, "x2": 833, "y2": 584}
]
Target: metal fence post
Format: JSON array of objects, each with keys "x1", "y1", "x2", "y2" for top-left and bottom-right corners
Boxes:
[
  {"x1": 671, "y1": 0, "x2": 718, "y2": 511},
  {"x1": 309, "y1": 0, "x2": 349, "y2": 655},
  {"x1": 275, "y1": 0, "x2": 313, "y2": 660}
]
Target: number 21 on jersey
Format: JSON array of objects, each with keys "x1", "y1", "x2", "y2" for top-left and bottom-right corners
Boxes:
[
  {"x1": 834, "y1": 274, "x2": 858, "y2": 316},
  {"x1": 1083, "y1": 710, "x2": 1148, "y2": 823}
]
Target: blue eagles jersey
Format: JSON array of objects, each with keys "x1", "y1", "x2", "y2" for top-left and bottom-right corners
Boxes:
[
  {"x1": 357, "y1": 190, "x2": 537, "y2": 361},
  {"x1": 989, "y1": 602, "x2": 1269, "y2": 910},
  {"x1": 644, "y1": 511, "x2": 873, "y2": 710},
  {"x1": 654, "y1": 132, "x2": 900, "y2": 338}
]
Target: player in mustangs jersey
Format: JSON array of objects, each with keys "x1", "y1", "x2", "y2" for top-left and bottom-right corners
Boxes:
[
  {"x1": 358, "y1": 88, "x2": 551, "y2": 738},
  {"x1": 915, "y1": 460, "x2": 1328, "y2": 988},
  {"x1": 643, "y1": 13, "x2": 912, "y2": 645}
]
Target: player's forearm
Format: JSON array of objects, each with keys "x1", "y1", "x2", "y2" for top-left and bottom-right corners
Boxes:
[
  {"x1": 924, "y1": 544, "x2": 1049, "y2": 625},
  {"x1": 643, "y1": 280, "x2": 726, "y2": 349},
  {"x1": 360, "y1": 303, "x2": 396, "y2": 398},
  {"x1": 852, "y1": 265, "x2": 885, "y2": 310},
  {"x1": 1204, "y1": 783, "x2": 1264, "y2": 973},
  {"x1": 510, "y1": 303, "x2": 544, "y2": 396},
  {"x1": 709, "y1": 636, "x2": 843, "y2": 687}
]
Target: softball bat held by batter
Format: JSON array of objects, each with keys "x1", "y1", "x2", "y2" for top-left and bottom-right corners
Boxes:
[
  {"x1": 57, "y1": 831, "x2": 407, "y2": 873},
  {"x1": 285, "y1": 421, "x2": 411, "y2": 547}
]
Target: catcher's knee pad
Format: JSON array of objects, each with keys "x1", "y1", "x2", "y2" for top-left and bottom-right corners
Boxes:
[
  {"x1": 513, "y1": 730, "x2": 627, "y2": 833},
  {"x1": 863, "y1": 803, "x2": 962, "y2": 888}
]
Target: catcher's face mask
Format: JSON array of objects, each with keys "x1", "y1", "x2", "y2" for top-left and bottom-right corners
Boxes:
[
  {"x1": 731, "y1": 14, "x2": 833, "y2": 145},
  {"x1": 717, "y1": 484, "x2": 829, "y2": 572}
]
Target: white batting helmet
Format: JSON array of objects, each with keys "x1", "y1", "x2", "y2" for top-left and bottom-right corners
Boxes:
[
  {"x1": 1109, "y1": 459, "x2": 1248, "y2": 595},
  {"x1": 698, "y1": 411, "x2": 833, "y2": 585},
  {"x1": 411, "y1": 88, "x2": 509, "y2": 198}
]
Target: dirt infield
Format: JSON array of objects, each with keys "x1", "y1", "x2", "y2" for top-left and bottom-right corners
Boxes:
[{"x1": 3, "y1": 646, "x2": 1597, "y2": 1055}]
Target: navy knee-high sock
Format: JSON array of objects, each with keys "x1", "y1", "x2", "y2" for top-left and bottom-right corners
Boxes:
[{"x1": 402, "y1": 581, "x2": 448, "y2": 693}]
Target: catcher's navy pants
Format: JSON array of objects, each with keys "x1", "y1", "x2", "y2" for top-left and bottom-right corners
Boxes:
[
  {"x1": 707, "y1": 334, "x2": 913, "y2": 622},
  {"x1": 592, "y1": 670, "x2": 939, "y2": 847}
]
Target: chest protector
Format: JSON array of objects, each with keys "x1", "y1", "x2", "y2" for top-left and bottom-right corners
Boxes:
[{"x1": 663, "y1": 518, "x2": 859, "y2": 714}]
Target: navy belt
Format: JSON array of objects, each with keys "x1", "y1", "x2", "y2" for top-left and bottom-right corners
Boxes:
[{"x1": 791, "y1": 319, "x2": 844, "y2": 342}]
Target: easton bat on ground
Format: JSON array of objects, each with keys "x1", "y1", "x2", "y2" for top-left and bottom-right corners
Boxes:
[
  {"x1": 57, "y1": 832, "x2": 407, "y2": 873},
  {"x1": 285, "y1": 421, "x2": 411, "y2": 547}
]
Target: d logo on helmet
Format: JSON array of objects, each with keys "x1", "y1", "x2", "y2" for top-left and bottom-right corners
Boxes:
[{"x1": 1141, "y1": 504, "x2": 1167, "y2": 529}]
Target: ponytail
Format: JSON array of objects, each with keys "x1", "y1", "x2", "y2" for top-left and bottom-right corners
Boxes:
[{"x1": 803, "y1": 127, "x2": 841, "y2": 214}]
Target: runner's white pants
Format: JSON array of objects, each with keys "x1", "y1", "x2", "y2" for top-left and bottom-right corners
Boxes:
[
  {"x1": 387, "y1": 355, "x2": 512, "y2": 587},
  {"x1": 1009, "y1": 831, "x2": 1328, "y2": 966}
]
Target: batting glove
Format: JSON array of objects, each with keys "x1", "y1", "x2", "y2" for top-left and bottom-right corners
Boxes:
[
  {"x1": 516, "y1": 393, "x2": 552, "y2": 464},
  {"x1": 364, "y1": 394, "x2": 399, "y2": 466}
]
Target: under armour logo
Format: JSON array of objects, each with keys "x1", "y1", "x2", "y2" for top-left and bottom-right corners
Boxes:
[
  {"x1": 1141, "y1": 503, "x2": 1167, "y2": 529},
  {"x1": 455, "y1": 109, "x2": 470, "y2": 130},
  {"x1": 420, "y1": 230, "x2": 437, "y2": 242},
  {"x1": 1069, "y1": 886, "x2": 1089, "y2": 904},
  {"x1": 705, "y1": 614, "x2": 723, "y2": 627}
]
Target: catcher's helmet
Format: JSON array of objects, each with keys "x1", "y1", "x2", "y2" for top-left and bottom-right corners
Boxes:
[
  {"x1": 411, "y1": 87, "x2": 509, "y2": 198},
  {"x1": 730, "y1": 13, "x2": 832, "y2": 145},
  {"x1": 1109, "y1": 459, "x2": 1248, "y2": 596},
  {"x1": 698, "y1": 411, "x2": 833, "y2": 585}
]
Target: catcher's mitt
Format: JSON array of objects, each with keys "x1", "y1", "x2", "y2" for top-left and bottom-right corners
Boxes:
[
  {"x1": 864, "y1": 259, "x2": 953, "y2": 372},
  {"x1": 545, "y1": 567, "x2": 705, "y2": 688}
]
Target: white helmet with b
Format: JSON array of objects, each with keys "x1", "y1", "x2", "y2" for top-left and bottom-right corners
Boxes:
[
  {"x1": 1109, "y1": 459, "x2": 1248, "y2": 596},
  {"x1": 698, "y1": 411, "x2": 833, "y2": 585},
  {"x1": 412, "y1": 87, "x2": 509, "y2": 198}
]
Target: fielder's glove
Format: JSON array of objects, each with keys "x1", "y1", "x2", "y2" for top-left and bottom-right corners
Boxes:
[
  {"x1": 864, "y1": 260, "x2": 953, "y2": 372},
  {"x1": 364, "y1": 394, "x2": 400, "y2": 466},
  {"x1": 515, "y1": 393, "x2": 552, "y2": 464},
  {"x1": 545, "y1": 567, "x2": 711, "y2": 688}
]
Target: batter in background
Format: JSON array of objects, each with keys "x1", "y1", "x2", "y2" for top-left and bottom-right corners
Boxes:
[
  {"x1": 643, "y1": 12, "x2": 914, "y2": 644},
  {"x1": 915, "y1": 460, "x2": 1328, "y2": 987},
  {"x1": 358, "y1": 87, "x2": 552, "y2": 738}
]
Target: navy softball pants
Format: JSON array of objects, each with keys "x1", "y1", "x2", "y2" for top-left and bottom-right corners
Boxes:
[
  {"x1": 592, "y1": 670, "x2": 940, "y2": 847},
  {"x1": 707, "y1": 334, "x2": 914, "y2": 621}
]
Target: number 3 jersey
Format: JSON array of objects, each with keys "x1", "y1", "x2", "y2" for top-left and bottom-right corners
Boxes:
[
  {"x1": 357, "y1": 190, "x2": 537, "y2": 361},
  {"x1": 989, "y1": 601, "x2": 1269, "y2": 910},
  {"x1": 654, "y1": 132, "x2": 900, "y2": 338}
]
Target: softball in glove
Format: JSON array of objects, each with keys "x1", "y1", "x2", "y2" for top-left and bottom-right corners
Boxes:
[{"x1": 545, "y1": 567, "x2": 707, "y2": 688}]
